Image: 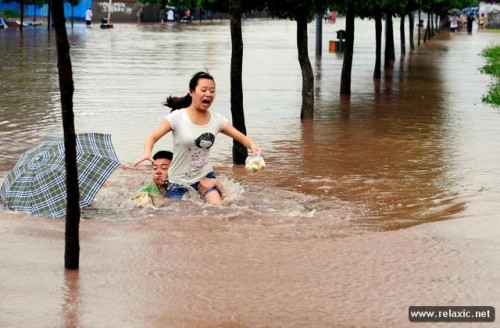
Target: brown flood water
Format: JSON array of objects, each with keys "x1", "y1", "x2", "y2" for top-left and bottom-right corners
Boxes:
[{"x1": 1, "y1": 18, "x2": 500, "y2": 327}]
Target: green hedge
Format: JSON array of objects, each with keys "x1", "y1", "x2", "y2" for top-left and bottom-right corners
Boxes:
[{"x1": 481, "y1": 46, "x2": 500, "y2": 107}]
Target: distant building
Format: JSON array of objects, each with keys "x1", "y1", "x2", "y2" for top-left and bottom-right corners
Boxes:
[
  {"x1": 1, "y1": 0, "x2": 266, "y2": 24},
  {"x1": 0, "y1": 0, "x2": 92, "y2": 20},
  {"x1": 94, "y1": 0, "x2": 142, "y2": 23},
  {"x1": 0, "y1": 0, "x2": 154, "y2": 23}
]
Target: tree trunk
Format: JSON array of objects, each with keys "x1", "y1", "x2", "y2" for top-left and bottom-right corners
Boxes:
[
  {"x1": 424, "y1": 12, "x2": 430, "y2": 42},
  {"x1": 384, "y1": 14, "x2": 395, "y2": 68},
  {"x1": 400, "y1": 14, "x2": 406, "y2": 55},
  {"x1": 418, "y1": 10, "x2": 421, "y2": 46},
  {"x1": 409, "y1": 12, "x2": 415, "y2": 50},
  {"x1": 430, "y1": 12, "x2": 434, "y2": 37},
  {"x1": 229, "y1": 0, "x2": 247, "y2": 164},
  {"x1": 20, "y1": 0, "x2": 24, "y2": 31},
  {"x1": 47, "y1": 0, "x2": 51, "y2": 31},
  {"x1": 373, "y1": 12, "x2": 382, "y2": 79},
  {"x1": 296, "y1": 13, "x2": 314, "y2": 119},
  {"x1": 315, "y1": 14, "x2": 322, "y2": 57},
  {"x1": 340, "y1": 2, "x2": 355, "y2": 95},
  {"x1": 51, "y1": 0, "x2": 81, "y2": 270}
]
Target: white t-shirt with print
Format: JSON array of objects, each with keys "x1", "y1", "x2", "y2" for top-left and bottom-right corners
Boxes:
[{"x1": 166, "y1": 109, "x2": 228, "y2": 185}]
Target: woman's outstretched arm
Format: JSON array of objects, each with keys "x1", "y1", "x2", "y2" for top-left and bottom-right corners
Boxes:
[
  {"x1": 134, "y1": 119, "x2": 172, "y2": 166},
  {"x1": 221, "y1": 123, "x2": 261, "y2": 155}
]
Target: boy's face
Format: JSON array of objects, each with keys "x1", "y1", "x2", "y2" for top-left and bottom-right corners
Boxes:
[{"x1": 152, "y1": 158, "x2": 171, "y2": 185}]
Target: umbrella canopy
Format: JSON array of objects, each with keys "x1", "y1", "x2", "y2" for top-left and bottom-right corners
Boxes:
[
  {"x1": 448, "y1": 8, "x2": 462, "y2": 16},
  {"x1": 0, "y1": 133, "x2": 120, "y2": 218}
]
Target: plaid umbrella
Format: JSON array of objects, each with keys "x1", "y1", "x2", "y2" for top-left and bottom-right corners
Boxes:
[{"x1": 0, "y1": 133, "x2": 120, "y2": 218}]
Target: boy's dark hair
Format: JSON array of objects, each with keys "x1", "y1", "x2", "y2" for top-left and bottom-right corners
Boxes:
[{"x1": 153, "y1": 150, "x2": 173, "y2": 161}]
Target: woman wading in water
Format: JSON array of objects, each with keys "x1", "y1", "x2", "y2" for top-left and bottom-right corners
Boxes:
[{"x1": 134, "y1": 71, "x2": 261, "y2": 205}]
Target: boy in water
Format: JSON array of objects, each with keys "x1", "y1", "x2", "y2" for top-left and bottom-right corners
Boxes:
[
  {"x1": 137, "y1": 150, "x2": 172, "y2": 197},
  {"x1": 134, "y1": 150, "x2": 222, "y2": 206}
]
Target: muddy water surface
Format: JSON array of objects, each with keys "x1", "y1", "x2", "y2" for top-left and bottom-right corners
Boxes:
[{"x1": 1, "y1": 18, "x2": 499, "y2": 327}]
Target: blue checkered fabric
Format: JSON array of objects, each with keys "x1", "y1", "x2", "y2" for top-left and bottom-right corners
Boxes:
[{"x1": 0, "y1": 133, "x2": 120, "y2": 218}]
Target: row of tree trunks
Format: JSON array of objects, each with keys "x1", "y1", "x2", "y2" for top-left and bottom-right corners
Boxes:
[{"x1": 44, "y1": 1, "x2": 445, "y2": 269}]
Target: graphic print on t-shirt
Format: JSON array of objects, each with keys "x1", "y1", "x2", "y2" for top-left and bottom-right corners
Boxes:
[{"x1": 191, "y1": 133, "x2": 215, "y2": 168}]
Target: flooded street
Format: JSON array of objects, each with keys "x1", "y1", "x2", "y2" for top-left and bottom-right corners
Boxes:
[{"x1": 1, "y1": 18, "x2": 500, "y2": 327}]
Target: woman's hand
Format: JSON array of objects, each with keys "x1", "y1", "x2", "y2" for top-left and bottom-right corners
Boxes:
[
  {"x1": 199, "y1": 178, "x2": 221, "y2": 194},
  {"x1": 221, "y1": 123, "x2": 262, "y2": 156},
  {"x1": 250, "y1": 144, "x2": 262, "y2": 156}
]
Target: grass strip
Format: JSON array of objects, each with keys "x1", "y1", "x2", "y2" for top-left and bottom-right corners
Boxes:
[{"x1": 481, "y1": 46, "x2": 500, "y2": 107}]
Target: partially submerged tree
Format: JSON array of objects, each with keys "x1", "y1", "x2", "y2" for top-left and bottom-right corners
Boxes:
[
  {"x1": 51, "y1": 0, "x2": 81, "y2": 270},
  {"x1": 264, "y1": 0, "x2": 329, "y2": 119},
  {"x1": 26, "y1": 0, "x2": 46, "y2": 24},
  {"x1": 345, "y1": 0, "x2": 385, "y2": 79},
  {"x1": 330, "y1": 0, "x2": 356, "y2": 95},
  {"x1": 204, "y1": 0, "x2": 265, "y2": 163},
  {"x1": 229, "y1": 0, "x2": 247, "y2": 163},
  {"x1": 331, "y1": 0, "x2": 473, "y2": 93},
  {"x1": 67, "y1": 0, "x2": 79, "y2": 29},
  {"x1": 340, "y1": 1, "x2": 355, "y2": 95},
  {"x1": 384, "y1": 14, "x2": 395, "y2": 68}
]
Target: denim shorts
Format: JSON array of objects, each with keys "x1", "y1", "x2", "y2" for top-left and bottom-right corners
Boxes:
[{"x1": 167, "y1": 171, "x2": 217, "y2": 200}]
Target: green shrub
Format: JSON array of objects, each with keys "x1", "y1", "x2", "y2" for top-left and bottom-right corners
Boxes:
[{"x1": 481, "y1": 46, "x2": 500, "y2": 107}]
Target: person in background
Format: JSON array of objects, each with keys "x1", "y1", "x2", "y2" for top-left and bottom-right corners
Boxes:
[
  {"x1": 460, "y1": 12, "x2": 467, "y2": 30},
  {"x1": 167, "y1": 9, "x2": 174, "y2": 22},
  {"x1": 137, "y1": 6, "x2": 144, "y2": 24},
  {"x1": 184, "y1": 10, "x2": 191, "y2": 22},
  {"x1": 159, "y1": 6, "x2": 166, "y2": 24},
  {"x1": 450, "y1": 13, "x2": 459, "y2": 32},
  {"x1": 330, "y1": 11, "x2": 337, "y2": 23},
  {"x1": 134, "y1": 71, "x2": 261, "y2": 205},
  {"x1": 479, "y1": 13, "x2": 486, "y2": 30},
  {"x1": 467, "y1": 13, "x2": 475, "y2": 34},
  {"x1": 85, "y1": 8, "x2": 93, "y2": 28}
]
